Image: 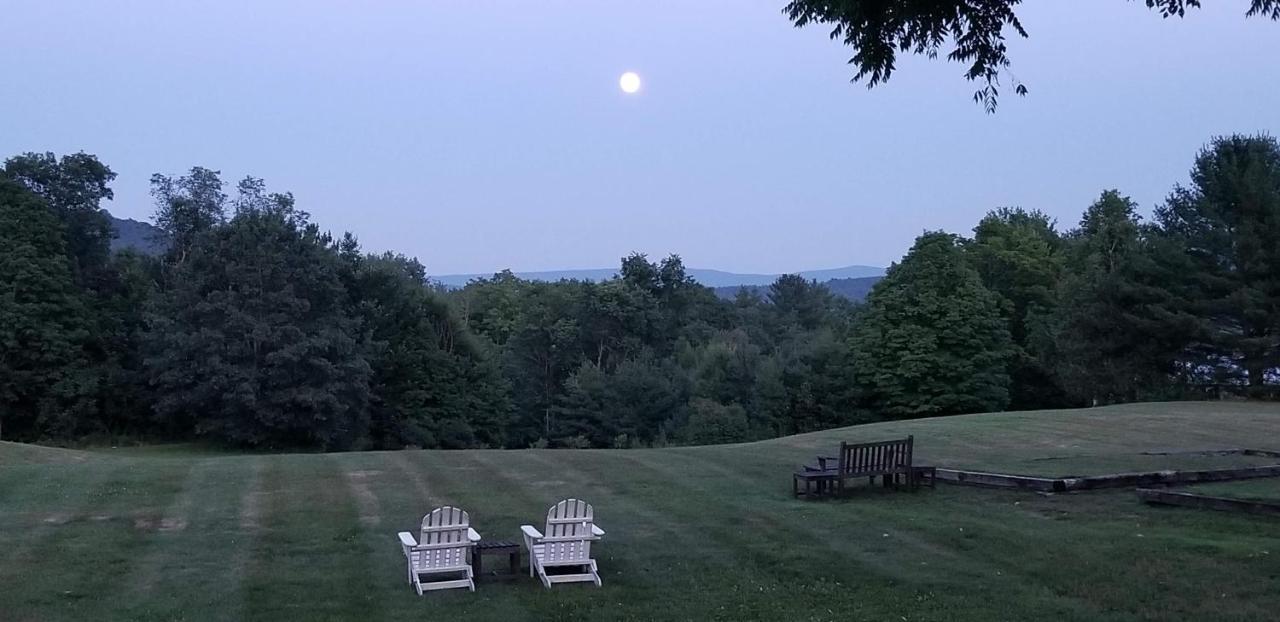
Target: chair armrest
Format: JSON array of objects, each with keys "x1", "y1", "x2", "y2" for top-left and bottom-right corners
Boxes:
[
  {"x1": 520, "y1": 524, "x2": 543, "y2": 550},
  {"x1": 590, "y1": 524, "x2": 605, "y2": 537},
  {"x1": 468, "y1": 527, "x2": 482, "y2": 543},
  {"x1": 398, "y1": 531, "x2": 417, "y2": 551}
]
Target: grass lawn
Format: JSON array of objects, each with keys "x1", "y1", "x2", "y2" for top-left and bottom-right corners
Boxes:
[
  {"x1": 1185, "y1": 478, "x2": 1280, "y2": 503},
  {"x1": 2, "y1": 401, "x2": 1279, "y2": 621}
]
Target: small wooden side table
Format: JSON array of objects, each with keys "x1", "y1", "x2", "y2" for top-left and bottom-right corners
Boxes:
[{"x1": 473, "y1": 540, "x2": 521, "y2": 580}]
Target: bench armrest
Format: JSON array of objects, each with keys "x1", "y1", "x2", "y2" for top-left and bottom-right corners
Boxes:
[
  {"x1": 591, "y1": 524, "x2": 605, "y2": 537},
  {"x1": 468, "y1": 527, "x2": 482, "y2": 543}
]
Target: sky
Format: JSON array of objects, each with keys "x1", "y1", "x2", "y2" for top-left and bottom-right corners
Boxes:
[{"x1": 3, "y1": 1, "x2": 1278, "y2": 276}]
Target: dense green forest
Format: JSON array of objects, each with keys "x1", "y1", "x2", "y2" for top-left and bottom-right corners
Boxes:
[{"x1": 2, "y1": 134, "x2": 1278, "y2": 449}]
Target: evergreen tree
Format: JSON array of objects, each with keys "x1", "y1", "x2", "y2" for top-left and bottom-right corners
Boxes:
[
  {"x1": 1046, "y1": 191, "x2": 1193, "y2": 403},
  {"x1": 851, "y1": 232, "x2": 1015, "y2": 417},
  {"x1": 684, "y1": 398, "x2": 749, "y2": 445},
  {"x1": 553, "y1": 354, "x2": 690, "y2": 447},
  {"x1": 1154, "y1": 134, "x2": 1280, "y2": 388},
  {"x1": 767, "y1": 274, "x2": 833, "y2": 331}
]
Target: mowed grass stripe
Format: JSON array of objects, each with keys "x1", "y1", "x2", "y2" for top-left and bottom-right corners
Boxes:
[
  {"x1": 326, "y1": 451, "x2": 448, "y2": 621},
  {"x1": 606, "y1": 451, "x2": 1023, "y2": 620},
  {"x1": 661, "y1": 446, "x2": 1136, "y2": 620},
  {"x1": 119, "y1": 456, "x2": 261, "y2": 621},
  {"x1": 449, "y1": 449, "x2": 762, "y2": 621},
  {"x1": 0, "y1": 457, "x2": 196, "y2": 619},
  {"x1": 242, "y1": 454, "x2": 385, "y2": 621},
  {"x1": 367, "y1": 450, "x2": 544, "y2": 620},
  {"x1": 506, "y1": 451, "x2": 726, "y2": 604},
  {"x1": 3, "y1": 402, "x2": 1279, "y2": 621},
  {"x1": 0, "y1": 459, "x2": 125, "y2": 562}
]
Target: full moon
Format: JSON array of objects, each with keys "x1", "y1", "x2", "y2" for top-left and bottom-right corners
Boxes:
[{"x1": 619, "y1": 72, "x2": 641, "y2": 94}]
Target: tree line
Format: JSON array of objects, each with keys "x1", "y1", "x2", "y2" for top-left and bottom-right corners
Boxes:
[{"x1": 1, "y1": 134, "x2": 1277, "y2": 449}]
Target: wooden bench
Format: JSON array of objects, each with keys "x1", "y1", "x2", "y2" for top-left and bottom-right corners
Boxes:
[{"x1": 795, "y1": 436, "x2": 916, "y2": 497}]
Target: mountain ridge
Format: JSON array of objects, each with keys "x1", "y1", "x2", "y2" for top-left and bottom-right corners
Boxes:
[
  {"x1": 100, "y1": 209, "x2": 886, "y2": 300},
  {"x1": 430, "y1": 264, "x2": 884, "y2": 289}
]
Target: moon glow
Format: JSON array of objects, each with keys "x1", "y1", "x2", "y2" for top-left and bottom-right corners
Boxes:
[{"x1": 619, "y1": 72, "x2": 641, "y2": 94}]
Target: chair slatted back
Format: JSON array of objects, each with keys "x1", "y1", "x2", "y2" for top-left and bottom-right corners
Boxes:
[
  {"x1": 413, "y1": 506, "x2": 470, "y2": 570},
  {"x1": 838, "y1": 436, "x2": 913, "y2": 475},
  {"x1": 542, "y1": 498, "x2": 594, "y2": 564}
]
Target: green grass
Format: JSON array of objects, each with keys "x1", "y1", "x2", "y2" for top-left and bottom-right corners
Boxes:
[
  {"x1": 1185, "y1": 478, "x2": 1280, "y2": 503},
  {"x1": 2, "y1": 401, "x2": 1279, "y2": 621}
]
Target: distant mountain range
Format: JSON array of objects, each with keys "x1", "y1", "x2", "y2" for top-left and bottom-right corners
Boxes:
[
  {"x1": 431, "y1": 265, "x2": 885, "y2": 289},
  {"x1": 103, "y1": 211, "x2": 885, "y2": 301},
  {"x1": 713, "y1": 276, "x2": 883, "y2": 303},
  {"x1": 108, "y1": 214, "x2": 167, "y2": 256}
]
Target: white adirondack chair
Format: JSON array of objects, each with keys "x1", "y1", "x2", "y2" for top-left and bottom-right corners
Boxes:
[
  {"x1": 396, "y1": 506, "x2": 482, "y2": 594},
  {"x1": 520, "y1": 498, "x2": 606, "y2": 588}
]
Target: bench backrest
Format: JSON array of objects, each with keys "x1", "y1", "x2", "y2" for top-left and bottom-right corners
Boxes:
[
  {"x1": 413, "y1": 506, "x2": 471, "y2": 570},
  {"x1": 542, "y1": 498, "x2": 595, "y2": 564},
  {"x1": 837, "y1": 436, "x2": 913, "y2": 475}
]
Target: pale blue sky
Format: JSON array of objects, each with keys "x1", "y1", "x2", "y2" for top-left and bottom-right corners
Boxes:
[{"x1": 3, "y1": 1, "x2": 1277, "y2": 274}]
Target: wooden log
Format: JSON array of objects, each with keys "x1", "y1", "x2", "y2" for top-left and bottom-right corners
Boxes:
[
  {"x1": 937, "y1": 465, "x2": 1280, "y2": 493},
  {"x1": 1137, "y1": 488, "x2": 1280, "y2": 517},
  {"x1": 934, "y1": 469, "x2": 1065, "y2": 492}
]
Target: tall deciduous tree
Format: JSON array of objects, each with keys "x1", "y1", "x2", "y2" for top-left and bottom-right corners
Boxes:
[
  {"x1": 965, "y1": 208, "x2": 1068, "y2": 409},
  {"x1": 851, "y1": 232, "x2": 1014, "y2": 416},
  {"x1": 3, "y1": 152, "x2": 116, "y2": 288},
  {"x1": 147, "y1": 183, "x2": 370, "y2": 449},
  {"x1": 3, "y1": 152, "x2": 161, "y2": 437},
  {"x1": 1154, "y1": 134, "x2": 1280, "y2": 387},
  {"x1": 348, "y1": 252, "x2": 511, "y2": 449},
  {"x1": 151, "y1": 167, "x2": 227, "y2": 265},
  {"x1": 0, "y1": 179, "x2": 91, "y2": 440}
]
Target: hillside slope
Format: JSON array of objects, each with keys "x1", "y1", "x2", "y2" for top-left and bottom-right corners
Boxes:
[
  {"x1": 108, "y1": 213, "x2": 167, "y2": 256},
  {"x1": 1, "y1": 402, "x2": 1277, "y2": 621}
]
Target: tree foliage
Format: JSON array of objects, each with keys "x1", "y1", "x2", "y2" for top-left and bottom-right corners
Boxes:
[
  {"x1": 783, "y1": 0, "x2": 1279, "y2": 111},
  {"x1": 965, "y1": 208, "x2": 1067, "y2": 409},
  {"x1": 348, "y1": 252, "x2": 511, "y2": 449},
  {"x1": 3, "y1": 135, "x2": 1278, "y2": 449},
  {"x1": 1044, "y1": 191, "x2": 1192, "y2": 404},
  {"x1": 0, "y1": 179, "x2": 91, "y2": 440},
  {"x1": 147, "y1": 182, "x2": 370, "y2": 449},
  {"x1": 1153, "y1": 134, "x2": 1280, "y2": 387},
  {"x1": 852, "y1": 232, "x2": 1015, "y2": 416}
]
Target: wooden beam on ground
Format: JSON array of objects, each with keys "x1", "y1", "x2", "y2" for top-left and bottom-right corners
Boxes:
[{"x1": 1137, "y1": 488, "x2": 1280, "y2": 517}]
